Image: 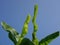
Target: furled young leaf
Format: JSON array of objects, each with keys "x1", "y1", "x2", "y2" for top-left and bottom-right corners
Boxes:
[
  {"x1": 1, "y1": 21, "x2": 20, "y2": 44},
  {"x1": 20, "y1": 38, "x2": 34, "y2": 45},
  {"x1": 39, "y1": 31, "x2": 59, "y2": 45},
  {"x1": 21, "y1": 14, "x2": 31, "y2": 37},
  {"x1": 32, "y1": 4, "x2": 39, "y2": 45},
  {"x1": 32, "y1": 4, "x2": 38, "y2": 23},
  {"x1": 16, "y1": 14, "x2": 31, "y2": 45}
]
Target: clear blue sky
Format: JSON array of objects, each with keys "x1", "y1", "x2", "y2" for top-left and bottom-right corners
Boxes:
[{"x1": 0, "y1": 0, "x2": 60, "y2": 45}]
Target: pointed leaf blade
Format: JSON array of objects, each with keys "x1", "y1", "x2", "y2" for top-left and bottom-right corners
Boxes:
[
  {"x1": 39, "y1": 31, "x2": 59, "y2": 45},
  {"x1": 1, "y1": 21, "x2": 20, "y2": 44}
]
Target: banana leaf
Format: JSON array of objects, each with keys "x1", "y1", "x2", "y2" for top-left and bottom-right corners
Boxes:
[
  {"x1": 20, "y1": 38, "x2": 34, "y2": 45},
  {"x1": 39, "y1": 31, "x2": 59, "y2": 45},
  {"x1": 1, "y1": 22, "x2": 20, "y2": 44}
]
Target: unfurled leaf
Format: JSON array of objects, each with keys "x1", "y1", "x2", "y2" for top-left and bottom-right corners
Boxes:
[
  {"x1": 20, "y1": 38, "x2": 34, "y2": 45},
  {"x1": 39, "y1": 31, "x2": 59, "y2": 45},
  {"x1": 1, "y1": 21, "x2": 20, "y2": 44}
]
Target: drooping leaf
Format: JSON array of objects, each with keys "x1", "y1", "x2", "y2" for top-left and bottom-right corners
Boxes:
[
  {"x1": 1, "y1": 21, "x2": 20, "y2": 44},
  {"x1": 20, "y1": 38, "x2": 34, "y2": 45},
  {"x1": 39, "y1": 31, "x2": 59, "y2": 45}
]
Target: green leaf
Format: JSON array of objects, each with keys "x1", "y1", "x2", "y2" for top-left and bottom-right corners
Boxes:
[
  {"x1": 25, "y1": 14, "x2": 31, "y2": 24},
  {"x1": 16, "y1": 14, "x2": 31, "y2": 45},
  {"x1": 20, "y1": 38, "x2": 34, "y2": 45},
  {"x1": 21, "y1": 14, "x2": 31, "y2": 37},
  {"x1": 32, "y1": 4, "x2": 39, "y2": 45},
  {"x1": 32, "y1": 38, "x2": 39, "y2": 45},
  {"x1": 32, "y1": 4, "x2": 38, "y2": 23},
  {"x1": 39, "y1": 31, "x2": 59, "y2": 45},
  {"x1": 1, "y1": 21, "x2": 20, "y2": 44}
]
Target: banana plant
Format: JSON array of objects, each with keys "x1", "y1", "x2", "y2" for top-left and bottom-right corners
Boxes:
[{"x1": 1, "y1": 4, "x2": 60, "y2": 45}]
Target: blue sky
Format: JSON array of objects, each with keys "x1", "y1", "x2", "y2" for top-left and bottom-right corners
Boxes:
[{"x1": 0, "y1": 0, "x2": 60, "y2": 45}]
